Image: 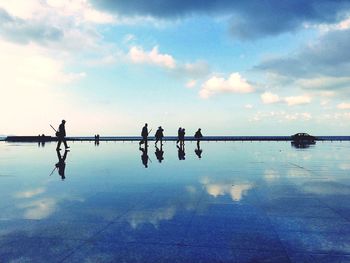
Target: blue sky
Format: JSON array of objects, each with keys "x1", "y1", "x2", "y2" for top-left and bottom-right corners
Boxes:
[{"x1": 0, "y1": 0, "x2": 350, "y2": 136}]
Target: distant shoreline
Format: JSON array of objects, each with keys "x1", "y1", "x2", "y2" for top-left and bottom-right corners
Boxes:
[{"x1": 2, "y1": 135, "x2": 350, "y2": 142}]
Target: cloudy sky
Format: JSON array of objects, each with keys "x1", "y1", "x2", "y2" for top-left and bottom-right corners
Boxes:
[{"x1": 1, "y1": 0, "x2": 350, "y2": 136}]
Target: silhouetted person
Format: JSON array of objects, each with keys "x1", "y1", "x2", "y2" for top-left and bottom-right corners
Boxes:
[
  {"x1": 139, "y1": 144, "x2": 149, "y2": 168},
  {"x1": 155, "y1": 126, "x2": 164, "y2": 146},
  {"x1": 176, "y1": 127, "x2": 182, "y2": 145},
  {"x1": 194, "y1": 128, "x2": 203, "y2": 148},
  {"x1": 177, "y1": 144, "x2": 185, "y2": 160},
  {"x1": 55, "y1": 149, "x2": 69, "y2": 180},
  {"x1": 56, "y1": 120, "x2": 69, "y2": 151},
  {"x1": 180, "y1": 128, "x2": 186, "y2": 146},
  {"x1": 195, "y1": 144, "x2": 203, "y2": 159},
  {"x1": 94, "y1": 134, "x2": 100, "y2": 146},
  {"x1": 139, "y1": 123, "x2": 149, "y2": 146},
  {"x1": 155, "y1": 145, "x2": 164, "y2": 163}
]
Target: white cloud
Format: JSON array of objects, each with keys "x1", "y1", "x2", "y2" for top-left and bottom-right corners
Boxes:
[
  {"x1": 179, "y1": 61, "x2": 210, "y2": 78},
  {"x1": 199, "y1": 73, "x2": 253, "y2": 99},
  {"x1": 261, "y1": 92, "x2": 311, "y2": 106},
  {"x1": 308, "y1": 16, "x2": 350, "y2": 32},
  {"x1": 250, "y1": 111, "x2": 312, "y2": 122},
  {"x1": 261, "y1": 91, "x2": 280, "y2": 104},
  {"x1": 284, "y1": 95, "x2": 311, "y2": 106},
  {"x1": 285, "y1": 112, "x2": 312, "y2": 121},
  {"x1": 296, "y1": 76, "x2": 350, "y2": 90},
  {"x1": 186, "y1": 79, "x2": 197, "y2": 88},
  {"x1": 123, "y1": 33, "x2": 136, "y2": 44},
  {"x1": 128, "y1": 46, "x2": 176, "y2": 69},
  {"x1": 0, "y1": 40, "x2": 85, "y2": 134},
  {"x1": 244, "y1": 104, "x2": 253, "y2": 109},
  {"x1": 0, "y1": 0, "x2": 115, "y2": 24},
  {"x1": 337, "y1": 102, "x2": 350, "y2": 110}
]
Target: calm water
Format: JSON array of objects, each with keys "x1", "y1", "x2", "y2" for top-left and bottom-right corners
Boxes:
[{"x1": 0, "y1": 141, "x2": 350, "y2": 262}]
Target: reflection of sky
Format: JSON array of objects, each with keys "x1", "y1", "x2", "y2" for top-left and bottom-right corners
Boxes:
[
  {"x1": 201, "y1": 177, "x2": 254, "y2": 201},
  {"x1": 1, "y1": 141, "x2": 350, "y2": 259},
  {"x1": 0, "y1": 141, "x2": 350, "y2": 221}
]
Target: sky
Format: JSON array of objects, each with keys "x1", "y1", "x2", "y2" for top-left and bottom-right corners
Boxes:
[{"x1": 1, "y1": 0, "x2": 350, "y2": 136}]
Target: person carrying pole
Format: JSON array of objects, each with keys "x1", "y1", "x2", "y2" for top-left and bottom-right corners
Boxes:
[
  {"x1": 55, "y1": 120, "x2": 70, "y2": 151},
  {"x1": 139, "y1": 123, "x2": 150, "y2": 146}
]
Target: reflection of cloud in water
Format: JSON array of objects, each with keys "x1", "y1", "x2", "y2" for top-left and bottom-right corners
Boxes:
[
  {"x1": 14, "y1": 187, "x2": 45, "y2": 198},
  {"x1": 18, "y1": 198, "x2": 56, "y2": 219},
  {"x1": 287, "y1": 168, "x2": 311, "y2": 177},
  {"x1": 302, "y1": 153, "x2": 312, "y2": 160},
  {"x1": 201, "y1": 177, "x2": 254, "y2": 201},
  {"x1": 264, "y1": 169, "x2": 280, "y2": 182},
  {"x1": 126, "y1": 207, "x2": 176, "y2": 229},
  {"x1": 302, "y1": 182, "x2": 350, "y2": 195},
  {"x1": 13, "y1": 184, "x2": 85, "y2": 220},
  {"x1": 186, "y1": 185, "x2": 197, "y2": 194},
  {"x1": 339, "y1": 163, "x2": 350, "y2": 170},
  {"x1": 123, "y1": 186, "x2": 202, "y2": 228}
]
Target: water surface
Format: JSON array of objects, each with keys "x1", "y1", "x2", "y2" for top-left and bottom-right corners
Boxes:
[{"x1": 0, "y1": 141, "x2": 349, "y2": 262}]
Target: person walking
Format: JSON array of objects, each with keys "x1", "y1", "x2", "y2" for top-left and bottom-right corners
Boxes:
[
  {"x1": 180, "y1": 128, "x2": 186, "y2": 146},
  {"x1": 56, "y1": 120, "x2": 69, "y2": 151},
  {"x1": 194, "y1": 128, "x2": 203, "y2": 148},
  {"x1": 155, "y1": 126, "x2": 164, "y2": 146},
  {"x1": 139, "y1": 123, "x2": 149, "y2": 146},
  {"x1": 176, "y1": 127, "x2": 182, "y2": 145}
]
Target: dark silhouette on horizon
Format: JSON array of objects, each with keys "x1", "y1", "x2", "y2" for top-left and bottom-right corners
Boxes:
[
  {"x1": 139, "y1": 143, "x2": 149, "y2": 168},
  {"x1": 155, "y1": 144, "x2": 164, "y2": 163},
  {"x1": 155, "y1": 126, "x2": 164, "y2": 146},
  {"x1": 55, "y1": 149, "x2": 69, "y2": 180},
  {"x1": 195, "y1": 144, "x2": 203, "y2": 159},
  {"x1": 37, "y1": 134, "x2": 46, "y2": 147},
  {"x1": 177, "y1": 144, "x2": 185, "y2": 160},
  {"x1": 56, "y1": 120, "x2": 70, "y2": 151},
  {"x1": 177, "y1": 128, "x2": 185, "y2": 147},
  {"x1": 139, "y1": 123, "x2": 149, "y2": 146},
  {"x1": 176, "y1": 127, "x2": 182, "y2": 145},
  {"x1": 194, "y1": 128, "x2": 203, "y2": 148},
  {"x1": 94, "y1": 134, "x2": 100, "y2": 146}
]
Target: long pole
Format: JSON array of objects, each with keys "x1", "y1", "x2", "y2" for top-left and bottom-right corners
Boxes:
[{"x1": 50, "y1": 125, "x2": 57, "y2": 132}]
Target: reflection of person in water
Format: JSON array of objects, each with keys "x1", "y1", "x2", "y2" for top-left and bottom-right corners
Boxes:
[
  {"x1": 55, "y1": 149, "x2": 69, "y2": 180},
  {"x1": 195, "y1": 144, "x2": 203, "y2": 159},
  {"x1": 155, "y1": 145, "x2": 164, "y2": 163},
  {"x1": 139, "y1": 144, "x2": 149, "y2": 168},
  {"x1": 177, "y1": 144, "x2": 185, "y2": 160}
]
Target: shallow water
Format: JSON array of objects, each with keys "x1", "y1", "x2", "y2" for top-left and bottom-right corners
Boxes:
[{"x1": 0, "y1": 141, "x2": 350, "y2": 262}]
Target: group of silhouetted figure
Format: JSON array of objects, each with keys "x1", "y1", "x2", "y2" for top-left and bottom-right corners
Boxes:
[
  {"x1": 138, "y1": 123, "x2": 204, "y2": 168},
  {"x1": 48, "y1": 120, "x2": 205, "y2": 177},
  {"x1": 138, "y1": 123, "x2": 203, "y2": 147}
]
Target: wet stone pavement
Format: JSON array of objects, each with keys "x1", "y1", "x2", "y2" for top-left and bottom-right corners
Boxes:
[{"x1": 0, "y1": 141, "x2": 349, "y2": 262}]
